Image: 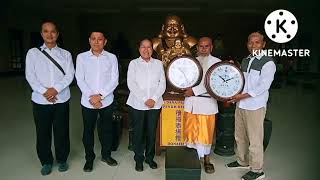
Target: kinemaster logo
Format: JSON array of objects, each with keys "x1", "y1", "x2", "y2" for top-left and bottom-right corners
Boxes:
[
  {"x1": 253, "y1": 9, "x2": 311, "y2": 57},
  {"x1": 265, "y1": 9, "x2": 298, "y2": 43}
]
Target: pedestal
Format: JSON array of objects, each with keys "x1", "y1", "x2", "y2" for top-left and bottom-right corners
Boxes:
[
  {"x1": 165, "y1": 147, "x2": 201, "y2": 180},
  {"x1": 214, "y1": 102, "x2": 236, "y2": 156},
  {"x1": 156, "y1": 93, "x2": 185, "y2": 155}
]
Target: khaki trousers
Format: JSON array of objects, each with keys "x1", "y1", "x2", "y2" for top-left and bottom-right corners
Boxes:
[{"x1": 235, "y1": 106, "x2": 266, "y2": 172}]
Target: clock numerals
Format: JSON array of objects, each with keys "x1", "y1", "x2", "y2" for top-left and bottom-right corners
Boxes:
[{"x1": 206, "y1": 63, "x2": 244, "y2": 100}]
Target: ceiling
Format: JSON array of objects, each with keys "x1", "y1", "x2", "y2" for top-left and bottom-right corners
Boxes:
[{"x1": 4, "y1": 0, "x2": 316, "y2": 15}]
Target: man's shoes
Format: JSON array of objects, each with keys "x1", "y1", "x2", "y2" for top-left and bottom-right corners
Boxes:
[
  {"x1": 41, "y1": 164, "x2": 52, "y2": 176},
  {"x1": 58, "y1": 162, "x2": 69, "y2": 172},
  {"x1": 204, "y1": 162, "x2": 215, "y2": 174},
  {"x1": 83, "y1": 161, "x2": 93, "y2": 172},
  {"x1": 101, "y1": 157, "x2": 118, "y2": 166},
  {"x1": 241, "y1": 171, "x2": 266, "y2": 180},
  {"x1": 145, "y1": 160, "x2": 158, "y2": 169},
  {"x1": 135, "y1": 162, "x2": 143, "y2": 172},
  {"x1": 226, "y1": 161, "x2": 250, "y2": 169}
]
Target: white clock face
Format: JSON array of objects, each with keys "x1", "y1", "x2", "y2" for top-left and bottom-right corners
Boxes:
[
  {"x1": 209, "y1": 64, "x2": 244, "y2": 98},
  {"x1": 168, "y1": 57, "x2": 201, "y2": 89}
]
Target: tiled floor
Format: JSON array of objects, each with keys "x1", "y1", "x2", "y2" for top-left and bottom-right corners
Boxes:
[{"x1": 0, "y1": 76, "x2": 319, "y2": 180}]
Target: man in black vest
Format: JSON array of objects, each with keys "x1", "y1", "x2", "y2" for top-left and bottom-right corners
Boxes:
[{"x1": 226, "y1": 32, "x2": 276, "y2": 180}]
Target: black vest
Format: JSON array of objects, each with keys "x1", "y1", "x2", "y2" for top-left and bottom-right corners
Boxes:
[{"x1": 241, "y1": 56, "x2": 274, "y2": 74}]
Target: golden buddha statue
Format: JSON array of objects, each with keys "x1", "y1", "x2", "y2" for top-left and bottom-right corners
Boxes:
[{"x1": 152, "y1": 15, "x2": 197, "y2": 66}]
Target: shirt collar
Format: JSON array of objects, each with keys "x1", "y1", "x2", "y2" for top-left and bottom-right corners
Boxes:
[
  {"x1": 40, "y1": 43, "x2": 58, "y2": 51},
  {"x1": 139, "y1": 56, "x2": 154, "y2": 63},
  {"x1": 89, "y1": 49, "x2": 107, "y2": 57},
  {"x1": 247, "y1": 53, "x2": 263, "y2": 60}
]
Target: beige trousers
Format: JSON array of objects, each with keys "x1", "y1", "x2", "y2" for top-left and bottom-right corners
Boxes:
[{"x1": 235, "y1": 106, "x2": 266, "y2": 172}]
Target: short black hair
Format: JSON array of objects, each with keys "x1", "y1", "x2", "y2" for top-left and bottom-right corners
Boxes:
[
  {"x1": 139, "y1": 38, "x2": 153, "y2": 47},
  {"x1": 40, "y1": 20, "x2": 59, "y2": 32},
  {"x1": 89, "y1": 29, "x2": 106, "y2": 38}
]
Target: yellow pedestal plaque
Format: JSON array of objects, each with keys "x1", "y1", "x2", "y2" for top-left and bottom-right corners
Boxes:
[{"x1": 160, "y1": 100, "x2": 185, "y2": 146}]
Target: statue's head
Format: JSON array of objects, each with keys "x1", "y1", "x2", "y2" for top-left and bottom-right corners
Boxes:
[{"x1": 160, "y1": 15, "x2": 187, "y2": 38}]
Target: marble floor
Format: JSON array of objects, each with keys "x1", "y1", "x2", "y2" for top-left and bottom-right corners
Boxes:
[{"x1": 0, "y1": 76, "x2": 319, "y2": 180}]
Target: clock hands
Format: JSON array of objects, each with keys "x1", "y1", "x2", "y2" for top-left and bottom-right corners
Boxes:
[
  {"x1": 225, "y1": 77, "x2": 235, "y2": 82},
  {"x1": 218, "y1": 74, "x2": 236, "y2": 83},
  {"x1": 218, "y1": 75, "x2": 227, "y2": 83},
  {"x1": 177, "y1": 68, "x2": 191, "y2": 84}
]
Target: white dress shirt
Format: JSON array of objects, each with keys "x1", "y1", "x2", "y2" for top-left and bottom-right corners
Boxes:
[
  {"x1": 126, "y1": 57, "x2": 166, "y2": 110},
  {"x1": 238, "y1": 55, "x2": 276, "y2": 110},
  {"x1": 184, "y1": 55, "x2": 221, "y2": 115},
  {"x1": 25, "y1": 44, "x2": 75, "y2": 105},
  {"x1": 75, "y1": 50, "x2": 119, "y2": 109}
]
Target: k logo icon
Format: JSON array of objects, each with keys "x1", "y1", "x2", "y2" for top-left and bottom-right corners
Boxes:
[{"x1": 264, "y1": 9, "x2": 298, "y2": 43}]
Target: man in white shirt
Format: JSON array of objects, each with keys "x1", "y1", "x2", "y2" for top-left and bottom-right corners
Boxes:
[
  {"x1": 126, "y1": 39, "x2": 166, "y2": 172},
  {"x1": 226, "y1": 32, "x2": 276, "y2": 180},
  {"x1": 183, "y1": 37, "x2": 221, "y2": 174},
  {"x1": 25, "y1": 21, "x2": 75, "y2": 175},
  {"x1": 75, "y1": 30, "x2": 119, "y2": 172}
]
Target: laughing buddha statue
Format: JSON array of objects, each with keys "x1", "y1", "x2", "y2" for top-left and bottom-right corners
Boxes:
[{"x1": 152, "y1": 15, "x2": 197, "y2": 67}]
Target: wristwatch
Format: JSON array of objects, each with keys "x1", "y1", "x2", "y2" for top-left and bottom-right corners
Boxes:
[{"x1": 99, "y1": 94, "x2": 105, "y2": 100}]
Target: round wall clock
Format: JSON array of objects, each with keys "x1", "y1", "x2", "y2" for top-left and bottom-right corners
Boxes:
[
  {"x1": 205, "y1": 62, "x2": 244, "y2": 101},
  {"x1": 166, "y1": 56, "x2": 203, "y2": 90}
]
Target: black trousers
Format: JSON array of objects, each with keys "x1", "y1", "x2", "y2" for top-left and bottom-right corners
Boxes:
[
  {"x1": 81, "y1": 105, "x2": 113, "y2": 162},
  {"x1": 32, "y1": 101, "x2": 70, "y2": 166},
  {"x1": 130, "y1": 107, "x2": 160, "y2": 163}
]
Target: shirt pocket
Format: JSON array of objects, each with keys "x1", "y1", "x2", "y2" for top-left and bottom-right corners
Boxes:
[
  {"x1": 101, "y1": 61, "x2": 113, "y2": 77},
  {"x1": 53, "y1": 53, "x2": 68, "y2": 69},
  {"x1": 135, "y1": 68, "x2": 147, "y2": 89},
  {"x1": 150, "y1": 68, "x2": 161, "y2": 84},
  {"x1": 248, "y1": 69, "x2": 260, "y2": 85}
]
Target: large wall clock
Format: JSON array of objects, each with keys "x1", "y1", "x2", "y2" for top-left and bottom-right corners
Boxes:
[{"x1": 205, "y1": 62, "x2": 244, "y2": 101}]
